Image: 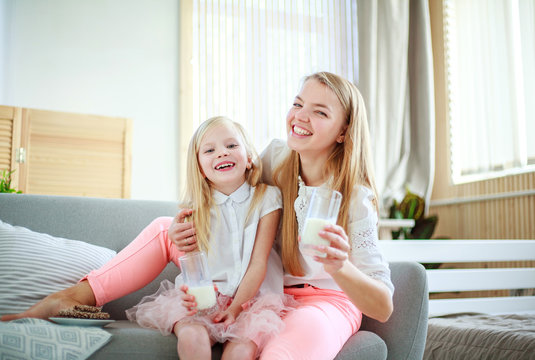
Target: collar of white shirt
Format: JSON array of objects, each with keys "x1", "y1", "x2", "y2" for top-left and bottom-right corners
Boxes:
[{"x1": 212, "y1": 182, "x2": 251, "y2": 205}]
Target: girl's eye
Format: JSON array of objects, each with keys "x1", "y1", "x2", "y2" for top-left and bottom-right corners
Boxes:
[
  {"x1": 227, "y1": 144, "x2": 238, "y2": 149},
  {"x1": 204, "y1": 148, "x2": 214, "y2": 153},
  {"x1": 317, "y1": 111, "x2": 327, "y2": 117}
]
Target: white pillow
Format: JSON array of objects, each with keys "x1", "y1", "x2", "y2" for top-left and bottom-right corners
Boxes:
[
  {"x1": 0, "y1": 318, "x2": 112, "y2": 359},
  {"x1": 0, "y1": 219, "x2": 116, "y2": 316}
]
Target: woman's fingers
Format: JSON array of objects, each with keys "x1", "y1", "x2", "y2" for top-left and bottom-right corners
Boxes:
[
  {"x1": 168, "y1": 209, "x2": 198, "y2": 251},
  {"x1": 319, "y1": 224, "x2": 350, "y2": 252}
]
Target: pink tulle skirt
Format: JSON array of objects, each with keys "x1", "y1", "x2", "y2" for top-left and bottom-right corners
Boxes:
[{"x1": 126, "y1": 280, "x2": 296, "y2": 352}]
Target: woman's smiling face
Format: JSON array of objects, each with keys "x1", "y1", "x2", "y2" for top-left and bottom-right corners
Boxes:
[
  {"x1": 286, "y1": 78, "x2": 347, "y2": 160},
  {"x1": 197, "y1": 123, "x2": 251, "y2": 195}
]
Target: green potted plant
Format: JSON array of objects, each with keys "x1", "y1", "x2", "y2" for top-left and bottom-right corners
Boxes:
[
  {"x1": 389, "y1": 188, "x2": 441, "y2": 269},
  {"x1": 0, "y1": 169, "x2": 23, "y2": 193}
]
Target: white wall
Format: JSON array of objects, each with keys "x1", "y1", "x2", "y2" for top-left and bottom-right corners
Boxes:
[{"x1": 0, "y1": 0, "x2": 180, "y2": 201}]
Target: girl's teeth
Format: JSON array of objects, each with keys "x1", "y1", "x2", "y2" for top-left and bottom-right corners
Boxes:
[{"x1": 216, "y1": 163, "x2": 234, "y2": 170}]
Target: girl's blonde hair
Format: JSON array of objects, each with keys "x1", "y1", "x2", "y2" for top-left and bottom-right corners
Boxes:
[
  {"x1": 273, "y1": 72, "x2": 378, "y2": 276},
  {"x1": 181, "y1": 116, "x2": 266, "y2": 253}
]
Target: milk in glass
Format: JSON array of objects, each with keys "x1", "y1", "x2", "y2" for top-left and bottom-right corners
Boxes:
[
  {"x1": 300, "y1": 188, "x2": 342, "y2": 257},
  {"x1": 187, "y1": 285, "x2": 217, "y2": 310}
]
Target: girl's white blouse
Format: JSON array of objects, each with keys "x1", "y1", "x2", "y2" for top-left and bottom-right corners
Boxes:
[
  {"x1": 175, "y1": 181, "x2": 283, "y2": 297},
  {"x1": 261, "y1": 139, "x2": 395, "y2": 295}
]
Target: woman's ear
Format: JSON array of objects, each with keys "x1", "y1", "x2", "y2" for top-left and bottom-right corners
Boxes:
[{"x1": 337, "y1": 126, "x2": 348, "y2": 143}]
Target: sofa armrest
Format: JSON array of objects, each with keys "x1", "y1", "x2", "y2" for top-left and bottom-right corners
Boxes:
[{"x1": 361, "y1": 261, "x2": 428, "y2": 360}]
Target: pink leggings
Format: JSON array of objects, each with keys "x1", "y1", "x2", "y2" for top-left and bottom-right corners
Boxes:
[
  {"x1": 83, "y1": 217, "x2": 182, "y2": 305},
  {"x1": 261, "y1": 286, "x2": 362, "y2": 360},
  {"x1": 84, "y1": 217, "x2": 362, "y2": 359}
]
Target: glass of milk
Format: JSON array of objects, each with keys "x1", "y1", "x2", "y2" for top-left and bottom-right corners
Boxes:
[
  {"x1": 179, "y1": 251, "x2": 217, "y2": 312},
  {"x1": 300, "y1": 187, "x2": 342, "y2": 257}
]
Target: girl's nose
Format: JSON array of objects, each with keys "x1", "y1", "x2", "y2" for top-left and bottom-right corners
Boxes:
[{"x1": 217, "y1": 147, "x2": 230, "y2": 157}]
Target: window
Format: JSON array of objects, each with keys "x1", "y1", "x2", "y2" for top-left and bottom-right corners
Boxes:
[
  {"x1": 444, "y1": 0, "x2": 535, "y2": 183},
  {"x1": 182, "y1": 0, "x2": 358, "y2": 154}
]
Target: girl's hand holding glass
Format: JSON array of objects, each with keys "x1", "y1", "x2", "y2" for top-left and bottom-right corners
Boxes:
[
  {"x1": 179, "y1": 283, "x2": 219, "y2": 316},
  {"x1": 179, "y1": 252, "x2": 217, "y2": 314}
]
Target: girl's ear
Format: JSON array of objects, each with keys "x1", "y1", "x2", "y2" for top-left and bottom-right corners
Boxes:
[{"x1": 246, "y1": 155, "x2": 253, "y2": 170}]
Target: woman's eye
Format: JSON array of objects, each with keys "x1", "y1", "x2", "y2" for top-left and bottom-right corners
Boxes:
[
  {"x1": 317, "y1": 111, "x2": 327, "y2": 117},
  {"x1": 293, "y1": 103, "x2": 302, "y2": 108}
]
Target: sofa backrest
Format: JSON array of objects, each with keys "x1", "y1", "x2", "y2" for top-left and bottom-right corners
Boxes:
[{"x1": 0, "y1": 193, "x2": 181, "y2": 319}]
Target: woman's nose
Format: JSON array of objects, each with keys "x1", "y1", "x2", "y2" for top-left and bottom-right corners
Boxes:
[{"x1": 294, "y1": 107, "x2": 310, "y2": 122}]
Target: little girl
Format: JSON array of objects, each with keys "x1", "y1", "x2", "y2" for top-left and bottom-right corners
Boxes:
[{"x1": 125, "y1": 116, "x2": 291, "y2": 359}]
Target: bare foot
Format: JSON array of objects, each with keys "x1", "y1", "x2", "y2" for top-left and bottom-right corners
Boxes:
[
  {"x1": 1, "y1": 281, "x2": 96, "y2": 322},
  {"x1": 1, "y1": 293, "x2": 82, "y2": 321}
]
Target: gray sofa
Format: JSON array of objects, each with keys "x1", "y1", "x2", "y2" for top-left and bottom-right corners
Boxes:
[{"x1": 0, "y1": 193, "x2": 428, "y2": 359}]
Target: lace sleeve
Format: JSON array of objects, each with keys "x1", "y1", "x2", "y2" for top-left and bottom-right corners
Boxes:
[{"x1": 348, "y1": 188, "x2": 395, "y2": 295}]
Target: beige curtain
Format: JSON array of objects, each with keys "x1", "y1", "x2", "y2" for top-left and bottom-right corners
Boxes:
[{"x1": 357, "y1": 0, "x2": 435, "y2": 215}]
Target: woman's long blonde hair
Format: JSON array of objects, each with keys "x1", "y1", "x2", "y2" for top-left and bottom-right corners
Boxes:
[
  {"x1": 273, "y1": 72, "x2": 378, "y2": 276},
  {"x1": 181, "y1": 116, "x2": 266, "y2": 253}
]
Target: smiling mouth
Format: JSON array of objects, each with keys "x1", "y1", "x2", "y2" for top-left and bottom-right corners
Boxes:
[
  {"x1": 215, "y1": 162, "x2": 235, "y2": 170},
  {"x1": 292, "y1": 125, "x2": 312, "y2": 136}
]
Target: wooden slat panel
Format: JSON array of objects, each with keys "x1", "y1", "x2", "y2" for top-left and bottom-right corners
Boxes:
[
  {"x1": 0, "y1": 117, "x2": 12, "y2": 170},
  {"x1": 429, "y1": 296, "x2": 535, "y2": 317},
  {"x1": 25, "y1": 108, "x2": 131, "y2": 198},
  {"x1": 427, "y1": 268, "x2": 535, "y2": 292},
  {"x1": 379, "y1": 240, "x2": 535, "y2": 263},
  {"x1": 0, "y1": 105, "x2": 14, "y2": 119}
]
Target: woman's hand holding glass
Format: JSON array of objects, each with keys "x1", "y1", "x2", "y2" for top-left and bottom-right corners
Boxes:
[{"x1": 310, "y1": 223, "x2": 351, "y2": 275}]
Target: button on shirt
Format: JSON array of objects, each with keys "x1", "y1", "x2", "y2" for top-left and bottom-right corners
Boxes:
[{"x1": 176, "y1": 182, "x2": 282, "y2": 297}]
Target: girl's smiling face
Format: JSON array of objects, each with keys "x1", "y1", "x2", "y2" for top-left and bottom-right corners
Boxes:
[
  {"x1": 197, "y1": 123, "x2": 251, "y2": 195},
  {"x1": 286, "y1": 78, "x2": 347, "y2": 160}
]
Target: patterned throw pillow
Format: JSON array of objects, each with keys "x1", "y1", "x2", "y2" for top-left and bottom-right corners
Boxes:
[
  {"x1": 0, "y1": 318, "x2": 112, "y2": 360},
  {"x1": 0, "y1": 220, "x2": 116, "y2": 316}
]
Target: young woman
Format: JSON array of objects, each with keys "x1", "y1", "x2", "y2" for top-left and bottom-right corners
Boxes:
[{"x1": 176, "y1": 72, "x2": 394, "y2": 359}]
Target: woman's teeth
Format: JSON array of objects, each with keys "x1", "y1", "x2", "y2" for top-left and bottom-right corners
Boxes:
[{"x1": 293, "y1": 126, "x2": 311, "y2": 136}]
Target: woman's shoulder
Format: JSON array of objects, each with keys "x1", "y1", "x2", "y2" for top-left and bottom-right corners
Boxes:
[
  {"x1": 260, "y1": 139, "x2": 290, "y2": 184},
  {"x1": 348, "y1": 185, "x2": 378, "y2": 224}
]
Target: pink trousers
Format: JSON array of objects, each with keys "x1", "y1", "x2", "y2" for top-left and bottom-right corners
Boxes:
[{"x1": 84, "y1": 217, "x2": 362, "y2": 359}]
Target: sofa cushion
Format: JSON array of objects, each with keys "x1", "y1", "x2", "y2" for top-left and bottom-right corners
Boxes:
[
  {"x1": 0, "y1": 219, "x2": 116, "y2": 316},
  {"x1": 0, "y1": 318, "x2": 112, "y2": 360}
]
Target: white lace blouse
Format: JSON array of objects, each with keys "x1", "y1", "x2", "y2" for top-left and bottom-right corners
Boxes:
[{"x1": 260, "y1": 139, "x2": 394, "y2": 295}]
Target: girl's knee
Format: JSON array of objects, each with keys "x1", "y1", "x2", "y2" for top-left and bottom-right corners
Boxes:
[
  {"x1": 175, "y1": 323, "x2": 211, "y2": 357},
  {"x1": 175, "y1": 323, "x2": 207, "y2": 340},
  {"x1": 223, "y1": 340, "x2": 257, "y2": 360}
]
